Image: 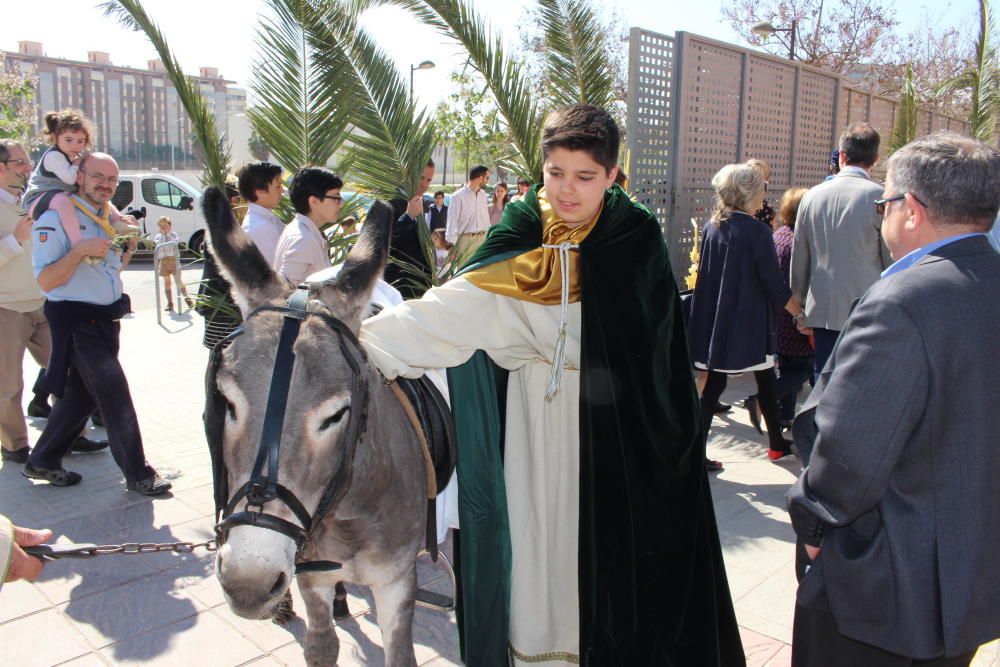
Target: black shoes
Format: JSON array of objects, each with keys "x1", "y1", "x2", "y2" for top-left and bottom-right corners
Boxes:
[
  {"x1": 72, "y1": 436, "x2": 109, "y2": 453},
  {"x1": 22, "y1": 463, "x2": 83, "y2": 486},
  {"x1": 744, "y1": 396, "x2": 764, "y2": 435},
  {"x1": 26, "y1": 399, "x2": 51, "y2": 419},
  {"x1": 713, "y1": 402, "x2": 732, "y2": 414},
  {"x1": 2, "y1": 446, "x2": 30, "y2": 464},
  {"x1": 126, "y1": 475, "x2": 172, "y2": 496}
]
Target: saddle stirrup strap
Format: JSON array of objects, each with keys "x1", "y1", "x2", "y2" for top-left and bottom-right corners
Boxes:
[{"x1": 388, "y1": 380, "x2": 438, "y2": 561}]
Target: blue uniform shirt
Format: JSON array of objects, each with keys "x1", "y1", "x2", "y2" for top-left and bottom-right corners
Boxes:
[{"x1": 31, "y1": 195, "x2": 123, "y2": 304}]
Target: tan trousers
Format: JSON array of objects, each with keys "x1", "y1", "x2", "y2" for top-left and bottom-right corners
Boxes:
[
  {"x1": 453, "y1": 232, "x2": 487, "y2": 265},
  {"x1": 0, "y1": 306, "x2": 51, "y2": 451}
]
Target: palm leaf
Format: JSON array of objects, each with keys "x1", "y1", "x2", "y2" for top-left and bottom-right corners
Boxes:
[
  {"x1": 889, "y1": 64, "x2": 917, "y2": 154},
  {"x1": 536, "y1": 0, "x2": 616, "y2": 109},
  {"x1": 249, "y1": 0, "x2": 354, "y2": 170},
  {"x1": 970, "y1": 0, "x2": 1000, "y2": 141},
  {"x1": 99, "y1": 0, "x2": 230, "y2": 189},
  {"x1": 381, "y1": 0, "x2": 545, "y2": 181},
  {"x1": 304, "y1": 0, "x2": 437, "y2": 200}
]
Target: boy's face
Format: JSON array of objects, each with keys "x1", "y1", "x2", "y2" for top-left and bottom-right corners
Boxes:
[
  {"x1": 158, "y1": 220, "x2": 171, "y2": 234},
  {"x1": 434, "y1": 193, "x2": 444, "y2": 207},
  {"x1": 254, "y1": 176, "x2": 284, "y2": 209},
  {"x1": 309, "y1": 188, "x2": 343, "y2": 224},
  {"x1": 543, "y1": 147, "x2": 617, "y2": 227}
]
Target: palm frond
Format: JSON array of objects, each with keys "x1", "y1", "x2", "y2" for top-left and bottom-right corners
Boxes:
[
  {"x1": 536, "y1": 0, "x2": 616, "y2": 109},
  {"x1": 99, "y1": 0, "x2": 230, "y2": 188},
  {"x1": 386, "y1": 0, "x2": 545, "y2": 180},
  {"x1": 249, "y1": 0, "x2": 354, "y2": 171},
  {"x1": 305, "y1": 0, "x2": 437, "y2": 200},
  {"x1": 889, "y1": 64, "x2": 917, "y2": 155},
  {"x1": 970, "y1": 0, "x2": 1000, "y2": 141}
]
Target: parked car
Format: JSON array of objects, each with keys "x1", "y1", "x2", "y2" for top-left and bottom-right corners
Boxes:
[{"x1": 112, "y1": 173, "x2": 207, "y2": 254}]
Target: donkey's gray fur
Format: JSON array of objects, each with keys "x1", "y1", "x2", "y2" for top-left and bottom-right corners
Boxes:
[{"x1": 202, "y1": 187, "x2": 426, "y2": 666}]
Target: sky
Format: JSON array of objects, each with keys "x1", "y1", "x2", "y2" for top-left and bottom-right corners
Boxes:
[{"x1": 2, "y1": 0, "x2": 972, "y2": 112}]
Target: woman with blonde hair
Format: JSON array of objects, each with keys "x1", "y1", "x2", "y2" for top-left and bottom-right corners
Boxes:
[{"x1": 687, "y1": 163, "x2": 805, "y2": 464}]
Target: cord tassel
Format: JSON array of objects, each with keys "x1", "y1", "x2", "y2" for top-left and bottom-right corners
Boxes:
[{"x1": 542, "y1": 241, "x2": 577, "y2": 400}]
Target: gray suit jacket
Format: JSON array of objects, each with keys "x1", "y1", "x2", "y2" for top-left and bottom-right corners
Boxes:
[
  {"x1": 787, "y1": 235, "x2": 1000, "y2": 658},
  {"x1": 790, "y1": 170, "x2": 889, "y2": 330}
]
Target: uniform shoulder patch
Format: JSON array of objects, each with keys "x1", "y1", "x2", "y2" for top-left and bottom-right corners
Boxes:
[{"x1": 39, "y1": 232, "x2": 48, "y2": 242}]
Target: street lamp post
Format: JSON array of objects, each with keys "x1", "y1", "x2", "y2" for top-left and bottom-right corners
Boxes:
[
  {"x1": 751, "y1": 19, "x2": 798, "y2": 61},
  {"x1": 409, "y1": 60, "x2": 436, "y2": 106}
]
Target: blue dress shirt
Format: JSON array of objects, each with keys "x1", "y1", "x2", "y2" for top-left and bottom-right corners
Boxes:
[
  {"x1": 881, "y1": 233, "x2": 988, "y2": 279},
  {"x1": 31, "y1": 195, "x2": 123, "y2": 304}
]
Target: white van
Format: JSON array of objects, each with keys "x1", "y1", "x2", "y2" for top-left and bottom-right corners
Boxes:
[{"x1": 111, "y1": 173, "x2": 207, "y2": 253}]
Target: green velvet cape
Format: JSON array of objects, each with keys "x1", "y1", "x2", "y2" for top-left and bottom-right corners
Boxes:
[{"x1": 446, "y1": 185, "x2": 745, "y2": 666}]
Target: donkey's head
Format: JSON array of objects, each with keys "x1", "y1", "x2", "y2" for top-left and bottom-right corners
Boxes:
[{"x1": 201, "y1": 187, "x2": 391, "y2": 619}]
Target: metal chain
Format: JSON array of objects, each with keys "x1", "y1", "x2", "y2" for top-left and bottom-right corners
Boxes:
[{"x1": 26, "y1": 539, "x2": 217, "y2": 560}]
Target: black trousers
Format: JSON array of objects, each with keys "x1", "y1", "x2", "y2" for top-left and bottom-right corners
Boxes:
[
  {"x1": 792, "y1": 604, "x2": 977, "y2": 667},
  {"x1": 28, "y1": 320, "x2": 154, "y2": 483}
]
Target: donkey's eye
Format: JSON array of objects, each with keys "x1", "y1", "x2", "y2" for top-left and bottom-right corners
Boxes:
[{"x1": 319, "y1": 406, "x2": 350, "y2": 432}]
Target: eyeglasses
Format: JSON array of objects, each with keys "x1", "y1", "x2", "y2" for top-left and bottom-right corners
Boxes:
[
  {"x1": 874, "y1": 192, "x2": 926, "y2": 216},
  {"x1": 1, "y1": 158, "x2": 34, "y2": 168},
  {"x1": 81, "y1": 171, "x2": 119, "y2": 186},
  {"x1": 319, "y1": 194, "x2": 342, "y2": 203}
]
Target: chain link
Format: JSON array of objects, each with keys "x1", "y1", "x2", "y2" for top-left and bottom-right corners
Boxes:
[{"x1": 27, "y1": 540, "x2": 217, "y2": 560}]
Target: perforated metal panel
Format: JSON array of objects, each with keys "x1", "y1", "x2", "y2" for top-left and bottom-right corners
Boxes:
[
  {"x1": 794, "y1": 70, "x2": 840, "y2": 186},
  {"x1": 627, "y1": 28, "x2": 675, "y2": 245},
  {"x1": 743, "y1": 56, "x2": 796, "y2": 190},
  {"x1": 626, "y1": 30, "x2": 971, "y2": 281}
]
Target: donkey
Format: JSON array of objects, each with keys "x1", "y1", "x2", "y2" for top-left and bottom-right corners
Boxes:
[{"x1": 201, "y1": 187, "x2": 428, "y2": 666}]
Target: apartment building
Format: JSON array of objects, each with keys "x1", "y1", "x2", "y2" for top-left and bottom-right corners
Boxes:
[{"x1": 4, "y1": 41, "x2": 247, "y2": 169}]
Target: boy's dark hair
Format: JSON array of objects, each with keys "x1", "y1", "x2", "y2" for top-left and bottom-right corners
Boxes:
[
  {"x1": 469, "y1": 165, "x2": 489, "y2": 181},
  {"x1": 236, "y1": 161, "x2": 283, "y2": 202},
  {"x1": 434, "y1": 190, "x2": 445, "y2": 198},
  {"x1": 288, "y1": 166, "x2": 344, "y2": 215},
  {"x1": 839, "y1": 123, "x2": 881, "y2": 168},
  {"x1": 517, "y1": 177, "x2": 529, "y2": 187},
  {"x1": 541, "y1": 104, "x2": 619, "y2": 173},
  {"x1": 426, "y1": 158, "x2": 435, "y2": 169},
  {"x1": 44, "y1": 109, "x2": 96, "y2": 148}
]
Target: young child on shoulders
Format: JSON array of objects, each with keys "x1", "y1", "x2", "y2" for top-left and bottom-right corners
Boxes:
[{"x1": 22, "y1": 109, "x2": 133, "y2": 245}]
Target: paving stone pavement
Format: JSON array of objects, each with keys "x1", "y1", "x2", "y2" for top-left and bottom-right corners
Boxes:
[{"x1": 0, "y1": 262, "x2": 996, "y2": 666}]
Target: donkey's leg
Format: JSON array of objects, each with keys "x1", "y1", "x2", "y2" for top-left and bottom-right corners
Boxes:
[
  {"x1": 372, "y1": 564, "x2": 418, "y2": 667},
  {"x1": 299, "y1": 578, "x2": 339, "y2": 667},
  {"x1": 333, "y1": 580, "x2": 350, "y2": 620}
]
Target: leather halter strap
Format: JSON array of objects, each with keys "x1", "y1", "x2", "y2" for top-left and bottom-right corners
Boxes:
[{"x1": 212, "y1": 289, "x2": 368, "y2": 573}]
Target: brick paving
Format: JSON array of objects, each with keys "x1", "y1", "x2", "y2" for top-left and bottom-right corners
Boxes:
[{"x1": 0, "y1": 261, "x2": 996, "y2": 666}]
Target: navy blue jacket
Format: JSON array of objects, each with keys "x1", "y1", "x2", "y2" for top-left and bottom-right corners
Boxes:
[{"x1": 688, "y1": 211, "x2": 791, "y2": 371}]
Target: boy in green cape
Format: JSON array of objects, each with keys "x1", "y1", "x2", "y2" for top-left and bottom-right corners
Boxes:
[{"x1": 360, "y1": 105, "x2": 743, "y2": 666}]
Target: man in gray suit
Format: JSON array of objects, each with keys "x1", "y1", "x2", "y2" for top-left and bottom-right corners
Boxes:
[
  {"x1": 786, "y1": 132, "x2": 1000, "y2": 666},
  {"x1": 791, "y1": 123, "x2": 890, "y2": 379}
]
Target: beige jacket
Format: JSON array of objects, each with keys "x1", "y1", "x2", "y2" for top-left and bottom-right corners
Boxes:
[{"x1": 0, "y1": 193, "x2": 44, "y2": 313}]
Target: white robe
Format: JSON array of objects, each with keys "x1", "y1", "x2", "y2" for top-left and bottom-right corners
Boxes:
[{"x1": 361, "y1": 276, "x2": 582, "y2": 666}]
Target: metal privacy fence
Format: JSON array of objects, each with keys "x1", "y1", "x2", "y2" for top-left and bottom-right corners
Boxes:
[{"x1": 627, "y1": 29, "x2": 971, "y2": 283}]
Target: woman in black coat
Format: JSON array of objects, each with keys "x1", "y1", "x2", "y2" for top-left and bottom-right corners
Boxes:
[{"x1": 688, "y1": 162, "x2": 805, "y2": 462}]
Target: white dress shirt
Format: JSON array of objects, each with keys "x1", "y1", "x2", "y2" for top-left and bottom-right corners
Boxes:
[
  {"x1": 241, "y1": 202, "x2": 285, "y2": 266},
  {"x1": 273, "y1": 213, "x2": 330, "y2": 285},
  {"x1": 445, "y1": 185, "x2": 490, "y2": 244}
]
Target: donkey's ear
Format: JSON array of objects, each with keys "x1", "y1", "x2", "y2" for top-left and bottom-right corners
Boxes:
[
  {"x1": 314, "y1": 199, "x2": 392, "y2": 329},
  {"x1": 202, "y1": 186, "x2": 289, "y2": 312}
]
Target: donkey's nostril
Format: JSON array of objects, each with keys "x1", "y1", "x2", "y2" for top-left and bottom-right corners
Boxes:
[{"x1": 268, "y1": 572, "x2": 287, "y2": 597}]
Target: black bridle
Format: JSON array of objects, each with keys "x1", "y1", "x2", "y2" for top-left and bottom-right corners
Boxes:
[{"x1": 205, "y1": 289, "x2": 369, "y2": 574}]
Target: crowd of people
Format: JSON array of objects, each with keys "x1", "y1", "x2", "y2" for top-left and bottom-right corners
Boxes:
[{"x1": 1, "y1": 101, "x2": 998, "y2": 667}]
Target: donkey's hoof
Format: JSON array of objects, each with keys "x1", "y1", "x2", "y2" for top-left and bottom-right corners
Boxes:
[
  {"x1": 333, "y1": 597, "x2": 350, "y2": 620},
  {"x1": 272, "y1": 590, "x2": 295, "y2": 625}
]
